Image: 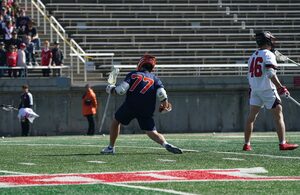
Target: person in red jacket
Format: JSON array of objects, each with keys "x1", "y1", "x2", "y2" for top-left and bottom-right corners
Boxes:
[
  {"x1": 82, "y1": 84, "x2": 98, "y2": 135},
  {"x1": 6, "y1": 44, "x2": 18, "y2": 77},
  {"x1": 41, "y1": 40, "x2": 52, "y2": 77}
]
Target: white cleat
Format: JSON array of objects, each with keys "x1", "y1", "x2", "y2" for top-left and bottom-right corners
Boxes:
[{"x1": 101, "y1": 146, "x2": 115, "y2": 154}]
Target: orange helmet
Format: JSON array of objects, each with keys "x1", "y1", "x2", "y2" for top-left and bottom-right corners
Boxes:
[{"x1": 137, "y1": 54, "x2": 156, "y2": 72}]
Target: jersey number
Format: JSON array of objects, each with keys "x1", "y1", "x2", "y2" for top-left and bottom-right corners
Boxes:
[
  {"x1": 129, "y1": 74, "x2": 154, "y2": 94},
  {"x1": 249, "y1": 57, "x2": 263, "y2": 77}
]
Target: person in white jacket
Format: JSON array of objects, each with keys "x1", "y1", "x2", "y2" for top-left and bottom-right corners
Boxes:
[{"x1": 17, "y1": 43, "x2": 27, "y2": 77}]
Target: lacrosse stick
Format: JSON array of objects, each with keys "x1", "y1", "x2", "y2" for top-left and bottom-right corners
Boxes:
[
  {"x1": 274, "y1": 50, "x2": 300, "y2": 67},
  {"x1": 285, "y1": 95, "x2": 300, "y2": 107},
  {"x1": 0, "y1": 104, "x2": 18, "y2": 112},
  {"x1": 99, "y1": 67, "x2": 120, "y2": 133}
]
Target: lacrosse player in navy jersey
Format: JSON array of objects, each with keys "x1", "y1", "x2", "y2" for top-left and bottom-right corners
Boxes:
[
  {"x1": 243, "y1": 31, "x2": 298, "y2": 151},
  {"x1": 101, "y1": 54, "x2": 182, "y2": 154}
]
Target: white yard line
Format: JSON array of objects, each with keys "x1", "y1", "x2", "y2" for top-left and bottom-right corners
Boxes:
[
  {"x1": 18, "y1": 163, "x2": 36, "y2": 166},
  {"x1": 105, "y1": 183, "x2": 199, "y2": 195},
  {"x1": 222, "y1": 158, "x2": 245, "y2": 161},
  {"x1": 87, "y1": 161, "x2": 106, "y2": 164},
  {"x1": 0, "y1": 170, "x2": 37, "y2": 175}
]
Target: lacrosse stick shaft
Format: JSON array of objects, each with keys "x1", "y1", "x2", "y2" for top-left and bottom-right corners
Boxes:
[
  {"x1": 286, "y1": 95, "x2": 300, "y2": 107},
  {"x1": 287, "y1": 58, "x2": 300, "y2": 67},
  {"x1": 99, "y1": 93, "x2": 111, "y2": 133}
]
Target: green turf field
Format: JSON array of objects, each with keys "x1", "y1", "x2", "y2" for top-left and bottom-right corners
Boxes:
[{"x1": 0, "y1": 132, "x2": 299, "y2": 194}]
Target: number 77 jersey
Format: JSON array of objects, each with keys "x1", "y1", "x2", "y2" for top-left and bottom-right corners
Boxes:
[
  {"x1": 247, "y1": 49, "x2": 278, "y2": 91},
  {"x1": 123, "y1": 70, "x2": 164, "y2": 114}
]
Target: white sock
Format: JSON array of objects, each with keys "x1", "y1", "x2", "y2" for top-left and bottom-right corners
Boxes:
[
  {"x1": 245, "y1": 142, "x2": 250, "y2": 145},
  {"x1": 280, "y1": 140, "x2": 286, "y2": 145},
  {"x1": 162, "y1": 141, "x2": 168, "y2": 147}
]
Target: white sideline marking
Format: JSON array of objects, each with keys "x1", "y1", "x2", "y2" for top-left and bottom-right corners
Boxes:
[
  {"x1": 216, "y1": 151, "x2": 300, "y2": 160},
  {"x1": 19, "y1": 163, "x2": 36, "y2": 166},
  {"x1": 105, "y1": 183, "x2": 199, "y2": 195},
  {"x1": 87, "y1": 161, "x2": 106, "y2": 164},
  {"x1": 157, "y1": 159, "x2": 176, "y2": 162},
  {"x1": 222, "y1": 158, "x2": 245, "y2": 161}
]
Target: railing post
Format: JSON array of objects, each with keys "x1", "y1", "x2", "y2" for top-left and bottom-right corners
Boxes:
[
  {"x1": 84, "y1": 57, "x2": 87, "y2": 82},
  {"x1": 37, "y1": 6, "x2": 40, "y2": 26},
  {"x1": 56, "y1": 23, "x2": 59, "y2": 41},
  {"x1": 77, "y1": 48, "x2": 80, "y2": 74},
  {"x1": 50, "y1": 18, "x2": 53, "y2": 43},
  {"x1": 31, "y1": 0, "x2": 34, "y2": 19},
  {"x1": 70, "y1": 52, "x2": 73, "y2": 85},
  {"x1": 63, "y1": 32, "x2": 66, "y2": 58},
  {"x1": 25, "y1": 0, "x2": 28, "y2": 11},
  {"x1": 43, "y1": 7, "x2": 46, "y2": 35}
]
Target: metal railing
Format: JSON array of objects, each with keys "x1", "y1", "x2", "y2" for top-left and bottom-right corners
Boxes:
[{"x1": 29, "y1": 0, "x2": 115, "y2": 83}]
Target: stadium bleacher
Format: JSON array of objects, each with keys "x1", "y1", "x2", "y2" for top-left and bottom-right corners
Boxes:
[{"x1": 36, "y1": 0, "x2": 300, "y2": 80}]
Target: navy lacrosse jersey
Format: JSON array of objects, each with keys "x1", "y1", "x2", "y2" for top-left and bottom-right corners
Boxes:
[{"x1": 123, "y1": 70, "x2": 164, "y2": 116}]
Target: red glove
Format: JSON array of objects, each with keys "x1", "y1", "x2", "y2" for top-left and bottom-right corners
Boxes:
[{"x1": 277, "y1": 86, "x2": 290, "y2": 97}]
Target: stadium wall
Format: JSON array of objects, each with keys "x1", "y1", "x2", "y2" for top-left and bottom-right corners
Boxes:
[{"x1": 0, "y1": 77, "x2": 299, "y2": 136}]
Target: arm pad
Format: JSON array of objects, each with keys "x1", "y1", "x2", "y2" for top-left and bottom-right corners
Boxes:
[
  {"x1": 115, "y1": 81, "x2": 130, "y2": 95},
  {"x1": 156, "y1": 88, "x2": 168, "y2": 102},
  {"x1": 266, "y1": 68, "x2": 276, "y2": 79}
]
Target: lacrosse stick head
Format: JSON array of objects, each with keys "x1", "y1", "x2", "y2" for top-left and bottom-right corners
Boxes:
[
  {"x1": 107, "y1": 67, "x2": 120, "y2": 85},
  {"x1": 274, "y1": 50, "x2": 288, "y2": 62}
]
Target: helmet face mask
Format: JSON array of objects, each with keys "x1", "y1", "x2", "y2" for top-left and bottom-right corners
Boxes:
[
  {"x1": 255, "y1": 31, "x2": 276, "y2": 50},
  {"x1": 137, "y1": 54, "x2": 156, "y2": 72}
]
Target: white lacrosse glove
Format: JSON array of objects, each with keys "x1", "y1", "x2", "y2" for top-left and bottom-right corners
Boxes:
[{"x1": 106, "y1": 85, "x2": 116, "y2": 94}]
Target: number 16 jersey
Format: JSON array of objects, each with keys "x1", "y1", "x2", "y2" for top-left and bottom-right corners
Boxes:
[{"x1": 247, "y1": 49, "x2": 278, "y2": 91}]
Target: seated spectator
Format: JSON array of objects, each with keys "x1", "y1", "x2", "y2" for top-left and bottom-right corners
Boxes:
[
  {"x1": 24, "y1": 35, "x2": 36, "y2": 66},
  {"x1": 17, "y1": 43, "x2": 26, "y2": 77},
  {"x1": 51, "y1": 41, "x2": 63, "y2": 77},
  {"x1": 0, "y1": 41, "x2": 6, "y2": 77},
  {"x1": 25, "y1": 20, "x2": 40, "y2": 50},
  {"x1": 41, "y1": 40, "x2": 52, "y2": 77},
  {"x1": 5, "y1": 30, "x2": 21, "y2": 49},
  {"x1": 16, "y1": 9, "x2": 30, "y2": 30},
  {"x1": 6, "y1": 44, "x2": 17, "y2": 77},
  {"x1": 3, "y1": 20, "x2": 14, "y2": 42}
]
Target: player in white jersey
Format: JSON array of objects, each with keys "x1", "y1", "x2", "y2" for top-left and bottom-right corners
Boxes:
[{"x1": 243, "y1": 31, "x2": 298, "y2": 151}]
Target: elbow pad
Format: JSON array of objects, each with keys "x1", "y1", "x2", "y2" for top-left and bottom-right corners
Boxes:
[
  {"x1": 156, "y1": 88, "x2": 168, "y2": 102},
  {"x1": 115, "y1": 81, "x2": 129, "y2": 95},
  {"x1": 266, "y1": 68, "x2": 276, "y2": 78}
]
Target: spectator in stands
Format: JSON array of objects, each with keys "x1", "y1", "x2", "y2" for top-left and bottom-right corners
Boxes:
[
  {"x1": 3, "y1": 20, "x2": 14, "y2": 43},
  {"x1": 18, "y1": 84, "x2": 34, "y2": 136},
  {"x1": 17, "y1": 42, "x2": 26, "y2": 77},
  {"x1": 10, "y1": 1, "x2": 20, "y2": 18},
  {"x1": 24, "y1": 35, "x2": 36, "y2": 66},
  {"x1": 1, "y1": 6, "x2": 10, "y2": 22},
  {"x1": 25, "y1": 20, "x2": 40, "y2": 50},
  {"x1": 41, "y1": 40, "x2": 52, "y2": 77},
  {"x1": 82, "y1": 84, "x2": 98, "y2": 135},
  {"x1": 6, "y1": 30, "x2": 21, "y2": 49},
  {"x1": 51, "y1": 41, "x2": 63, "y2": 76},
  {"x1": 16, "y1": 9, "x2": 30, "y2": 32},
  {"x1": 6, "y1": 44, "x2": 17, "y2": 77},
  {"x1": 0, "y1": 41, "x2": 6, "y2": 77}
]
